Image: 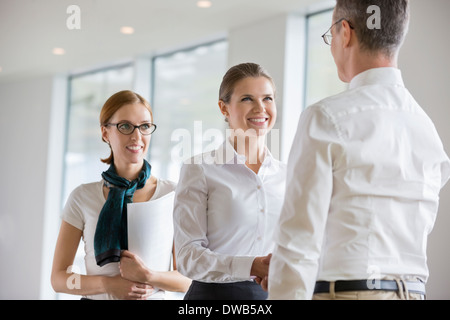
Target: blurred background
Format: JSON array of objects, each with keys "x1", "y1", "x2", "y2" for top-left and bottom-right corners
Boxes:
[{"x1": 0, "y1": 0, "x2": 449, "y2": 299}]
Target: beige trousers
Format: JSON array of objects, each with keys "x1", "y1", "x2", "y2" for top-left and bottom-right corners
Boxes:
[{"x1": 312, "y1": 280, "x2": 425, "y2": 300}]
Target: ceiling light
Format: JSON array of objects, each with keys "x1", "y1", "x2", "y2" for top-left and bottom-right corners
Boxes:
[
  {"x1": 197, "y1": 1, "x2": 212, "y2": 8},
  {"x1": 120, "y1": 26, "x2": 135, "y2": 35},
  {"x1": 52, "y1": 48, "x2": 65, "y2": 55}
]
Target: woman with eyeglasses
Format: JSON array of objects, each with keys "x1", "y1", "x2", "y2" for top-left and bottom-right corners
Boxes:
[{"x1": 51, "y1": 90, "x2": 191, "y2": 300}]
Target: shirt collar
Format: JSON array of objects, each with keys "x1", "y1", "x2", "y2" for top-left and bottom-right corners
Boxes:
[
  {"x1": 215, "y1": 138, "x2": 275, "y2": 167},
  {"x1": 349, "y1": 67, "x2": 405, "y2": 90}
]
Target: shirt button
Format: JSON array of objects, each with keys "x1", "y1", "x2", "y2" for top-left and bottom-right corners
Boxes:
[
  {"x1": 257, "y1": 185, "x2": 261, "y2": 190},
  {"x1": 260, "y1": 209, "x2": 264, "y2": 213}
]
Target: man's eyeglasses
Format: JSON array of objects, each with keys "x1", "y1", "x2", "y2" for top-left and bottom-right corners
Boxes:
[
  {"x1": 321, "y1": 18, "x2": 354, "y2": 46},
  {"x1": 105, "y1": 122, "x2": 157, "y2": 135}
]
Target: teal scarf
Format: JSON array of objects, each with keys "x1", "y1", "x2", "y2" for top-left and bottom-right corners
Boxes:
[{"x1": 94, "y1": 160, "x2": 151, "y2": 267}]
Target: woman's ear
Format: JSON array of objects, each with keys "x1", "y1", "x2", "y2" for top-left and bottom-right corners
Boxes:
[
  {"x1": 101, "y1": 125, "x2": 109, "y2": 144},
  {"x1": 218, "y1": 100, "x2": 229, "y2": 117}
]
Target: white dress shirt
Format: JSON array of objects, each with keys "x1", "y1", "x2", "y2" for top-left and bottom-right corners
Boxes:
[
  {"x1": 268, "y1": 67, "x2": 450, "y2": 300},
  {"x1": 174, "y1": 138, "x2": 286, "y2": 283}
]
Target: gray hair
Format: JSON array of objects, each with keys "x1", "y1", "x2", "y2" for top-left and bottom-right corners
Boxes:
[{"x1": 334, "y1": 0, "x2": 410, "y2": 57}]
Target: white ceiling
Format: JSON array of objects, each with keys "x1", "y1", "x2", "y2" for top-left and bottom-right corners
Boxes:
[{"x1": 0, "y1": 0, "x2": 331, "y2": 83}]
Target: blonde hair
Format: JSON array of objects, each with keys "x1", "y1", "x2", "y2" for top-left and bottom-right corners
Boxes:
[
  {"x1": 99, "y1": 90, "x2": 153, "y2": 164},
  {"x1": 219, "y1": 62, "x2": 276, "y2": 104}
]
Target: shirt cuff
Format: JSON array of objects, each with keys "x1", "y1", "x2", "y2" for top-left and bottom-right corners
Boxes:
[{"x1": 231, "y1": 256, "x2": 255, "y2": 280}]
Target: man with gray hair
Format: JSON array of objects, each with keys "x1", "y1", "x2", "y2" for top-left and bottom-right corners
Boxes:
[{"x1": 267, "y1": 0, "x2": 450, "y2": 300}]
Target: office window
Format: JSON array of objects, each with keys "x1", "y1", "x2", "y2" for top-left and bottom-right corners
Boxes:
[
  {"x1": 151, "y1": 40, "x2": 228, "y2": 182},
  {"x1": 305, "y1": 10, "x2": 347, "y2": 107}
]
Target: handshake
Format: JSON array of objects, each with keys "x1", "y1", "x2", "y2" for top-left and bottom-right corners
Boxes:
[{"x1": 251, "y1": 253, "x2": 272, "y2": 291}]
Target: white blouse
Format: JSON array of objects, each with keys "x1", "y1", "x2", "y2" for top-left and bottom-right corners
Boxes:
[
  {"x1": 174, "y1": 139, "x2": 287, "y2": 283},
  {"x1": 62, "y1": 178, "x2": 176, "y2": 300}
]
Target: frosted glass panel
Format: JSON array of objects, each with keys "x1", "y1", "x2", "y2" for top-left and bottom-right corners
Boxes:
[
  {"x1": 305, "y1": 10, "x2": 347, "y2": 107},
  {"x1": 151, "y1": 40, "x2": 228, "y2": 181}
]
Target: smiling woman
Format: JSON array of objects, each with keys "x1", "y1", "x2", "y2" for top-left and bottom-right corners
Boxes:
[
  {"x1": 51, "y1": 90, "x2": 191, "y2": 300},
  {"x1": 99, "y1": 91, "x2": 154, "y2": 169},
  {"x1": 173, "y1": 63, "x2": 287, "y2": 300},
  {"x1": 219, "y1": 76, "x2": 276, "y2": 137}
]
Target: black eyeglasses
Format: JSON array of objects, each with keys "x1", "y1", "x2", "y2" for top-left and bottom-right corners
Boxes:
[
  {"x1": 105, "y1": 122, "x2": 157, "y2": 135},
  {"x1": 321, "y1": 18, "x2": 354, "y2": 46}
]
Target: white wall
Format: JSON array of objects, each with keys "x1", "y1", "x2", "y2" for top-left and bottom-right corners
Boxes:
[
  {"x1": 0, "y1": 76, "x2": 55, "y2": 299},
  {"x1": 399, "y1": 0, "x2": 450, "y2": 300}
]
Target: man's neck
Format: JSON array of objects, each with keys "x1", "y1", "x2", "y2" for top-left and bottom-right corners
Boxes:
[{"x1": 348, "y1": 50, "x2": 398, "y2": 81}]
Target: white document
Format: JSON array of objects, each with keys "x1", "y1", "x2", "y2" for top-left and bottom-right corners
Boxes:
[{"x1": 127, "y1": 191, "x2": 174, "y2": 273}]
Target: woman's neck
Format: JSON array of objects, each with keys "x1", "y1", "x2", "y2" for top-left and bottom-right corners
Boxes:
[
  {"x1": 231, "y1": 134, "x2": 266, "y2": 168},
  {"x1": 114, "y1": 160, "x2": 143, "y2": 181}
]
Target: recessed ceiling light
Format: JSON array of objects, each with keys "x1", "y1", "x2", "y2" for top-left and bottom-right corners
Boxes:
[
  {"x1": 197, "y1": 1, "x2": 212, "y2": 8},
  {"x1": 52, "y1": 47, "x2": 65, "y2": 55},
  {"x1": 120, "y1": 26, "x2": 135, "y2": 35}
]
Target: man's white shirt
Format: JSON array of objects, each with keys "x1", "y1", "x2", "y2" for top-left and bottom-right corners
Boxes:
[{"x1": 268, "y1": 68, "x2": 450, "y2": 299}]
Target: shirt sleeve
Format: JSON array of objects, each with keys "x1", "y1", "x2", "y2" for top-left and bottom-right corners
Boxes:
[
  {"x1": 61, "y1": 185, "x2": 85, "y2": 231},
  {"x1": 173, "y1": 161, "x2": 254, "y2": 282},
  {"x1": 268, "y1": 105, "x2": 338, "y2": 299}
]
